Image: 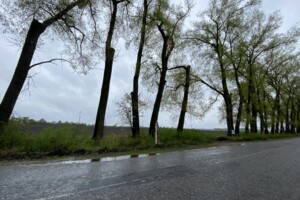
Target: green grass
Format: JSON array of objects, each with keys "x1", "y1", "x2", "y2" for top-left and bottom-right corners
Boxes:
[{"x1": 0, "y1": 121, "x2": 299, "y2": 160}]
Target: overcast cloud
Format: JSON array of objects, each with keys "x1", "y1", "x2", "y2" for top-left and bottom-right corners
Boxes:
[{"x1": 0, "y1": 0, "x2": 299, "y2": 129}]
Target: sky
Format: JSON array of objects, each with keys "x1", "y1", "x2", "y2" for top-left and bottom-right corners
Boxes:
[{"x1": 0, "y1": 0, "x2": 299, "y2": 129}]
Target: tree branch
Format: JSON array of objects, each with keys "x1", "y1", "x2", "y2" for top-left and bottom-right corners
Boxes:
[
  {"x1": 190, "y1": 74, "x2": 224, "y2": 95},
  {"x1": 29, "y1": 58, "x2": 70, "y2": 69},
  {"x1": 168, "y1": 65, "x2": 188, "y2": 71}
]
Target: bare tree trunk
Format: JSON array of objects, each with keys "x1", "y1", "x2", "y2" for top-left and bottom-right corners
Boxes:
[
  {"x1": 177, "y1": 65, "x2": 190, "y2": 132},
  {"x1": 0, "y1": 19, "x2": 45, "y2": 126},
  {"x1": 131, "y1": 0, "x2": 148, "y2": 137},
  {"x1": 93, "y1": 1, "x2": 118, "y2": 139}
]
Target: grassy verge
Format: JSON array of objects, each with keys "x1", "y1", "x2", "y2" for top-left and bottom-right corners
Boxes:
[{"x1": 0, "y1": 122, "x2": 299, "y2": 160}]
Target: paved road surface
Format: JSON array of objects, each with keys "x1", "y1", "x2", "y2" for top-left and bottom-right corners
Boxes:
[{"x1": 1, "y1": 138, "x2": 300, "y2": 200}]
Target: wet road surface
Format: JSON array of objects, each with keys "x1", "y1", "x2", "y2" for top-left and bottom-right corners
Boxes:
[{"x1": 1, "y1": 138, "x2": 300, "y2": 200}]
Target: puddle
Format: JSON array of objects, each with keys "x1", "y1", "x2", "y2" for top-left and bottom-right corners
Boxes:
[
  {"x1": 58, "y1": 153, "x2": 159, "y2": 165},
  {"x1": 91, "y1": 158, "x2": 101, "y2": 162}
]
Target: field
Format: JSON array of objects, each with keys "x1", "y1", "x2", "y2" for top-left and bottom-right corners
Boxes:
[{"x1": 0, "y1": 121, "x2": 299, "y2": 160}]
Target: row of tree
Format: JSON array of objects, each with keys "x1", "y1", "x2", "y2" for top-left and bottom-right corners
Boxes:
[{"x1": 0, "y1": 0, "x2": 299, "y2": 139}]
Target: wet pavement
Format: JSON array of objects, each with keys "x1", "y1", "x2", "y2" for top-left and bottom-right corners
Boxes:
[{"x1": 1, "y1": 138, "x2": 300, "y2": 200}]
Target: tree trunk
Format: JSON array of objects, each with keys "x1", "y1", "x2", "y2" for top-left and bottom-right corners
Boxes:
[
  {"x1": 0, "y1": 19, "x2": 45, "y2": 125},
  {"x1": 275, "y1": 97, "x2": 281, "y2": 134},
  {"x1": 177, "y1": 65, "x2": 190, "y2": 132},
  {"x1": 271, "y1": 89, "x2": 280, "y2": 133},
  {"x1": 93, "y1": 47, "x2": 115, "y2": 139},
  {"x1": 290, "y1": 98, "x2": 296, "y2": 133},
  {"x1": 217, "y1": 46, "x2": 233, "y2": 136},
  {"x1": 149, "y1": 32, "x2": 170, "y2": 137},
  {"x1": 285, "y1": 97, "x2": 290, "y2": 133},
  {"x1": 297, "y1": 97, "x2": 300, "y2": 133},
  {"x1": 263, "y1": 90, "x2": 269, "y2": 134},
  {"x1": 224, "y1": 94, "x2": 234, "y2": 136},
  {"x1": 270, "y1": 108, "x2": 275, "y2": 134},
  {"x1": 256, "y1": 88, "x2": 264, "y2": 133},
  {"x1": 235, "y1": 99, "x2": 243, "y2": 135},
  {"x1": 245, "y1": 92, "x2": 251, "y2": 133},
  {"x1": 149, "y1": 70, "x2": 167, "y2": 137},
  {"x1": 280, "y1": 119, "x2": 284, "y2": 134},
  {"x1": 233, "y1": 66, "x2": 243, "y2": 135},
  {"x1": 250, "y1": 99, "x2": 258, "y2": 133},
  {"x1": 221, "y1": 68, "x2": 234, "y2": 136},
  {"x1": 259, "y1": 111, "x2": 264, "y2": 134},
  {"x1": 271, "y1": 90, "x2": 280, "y2": 134},
  {"x1": 93, "y1": 2, "x2": 118, "y2": 139},
  {"x1": 249, "y1": 65, "x2": 257, "y2": 133},
  {"x1": 131, "y1": 0, "x2": 148, "y2": 137}
]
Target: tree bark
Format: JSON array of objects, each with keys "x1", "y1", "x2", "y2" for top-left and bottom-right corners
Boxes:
[
  {"x1": 0, "y1": 19, "x2": 46, "y2": 125},
  {"x1": 131, "y1": 0, "x2": 148, "y2": 137},
  {"x1": 93, "y1": 1, "x2": 118, "y2": 139},
  {"x1": 177, "y1": 65, "x2": 190, "y2": 132}
]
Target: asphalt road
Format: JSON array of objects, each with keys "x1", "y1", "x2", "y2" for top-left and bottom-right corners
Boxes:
[{"x1": 1, "y1": 138, "x2": 300, "y2": 200}]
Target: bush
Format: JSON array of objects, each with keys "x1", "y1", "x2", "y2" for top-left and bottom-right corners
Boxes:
[{"x1": 0, "y1": 121, "x2": 31, "y2": 151}]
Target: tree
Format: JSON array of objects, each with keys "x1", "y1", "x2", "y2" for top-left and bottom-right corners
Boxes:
[
  {"x1": 131, "y1": 0, "x2": 150, "y2": 137},
  {"x1": 173, "y1": 65, "x2": 191, "y2": 132},
  {"x1": 188, "y1": 0, "x2": 260, "y2": 135},
  {"x1": 0, "y1": 0, "x2": 99, "y2": 127},
  {"x1": 116, "y1": 92, "x2": 147, "y2": 130},
  {"x1": 145, "y1": 0, "x2": 192, "y2": 137},
  {"x1": 93, "y1": 0, "x2": 130, "y2": 139}
]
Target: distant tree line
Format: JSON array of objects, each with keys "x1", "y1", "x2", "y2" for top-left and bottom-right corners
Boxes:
[{"x1": 0, "y1": 0, "x2": 299, "y2": 139}]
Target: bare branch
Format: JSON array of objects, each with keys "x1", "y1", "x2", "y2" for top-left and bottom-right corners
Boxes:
[{"x1": 29, "y1": 58, "x2": 70, "y2": 69}]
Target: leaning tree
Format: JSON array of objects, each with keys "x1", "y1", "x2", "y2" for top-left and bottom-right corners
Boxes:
[{"x1": 0, "y1": 0, "x2": 100, "y2": 127}]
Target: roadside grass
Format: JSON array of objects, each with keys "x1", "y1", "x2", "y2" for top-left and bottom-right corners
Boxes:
[{"x1": 0, "y1": 122, "x2": 299, "y2": 160}]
